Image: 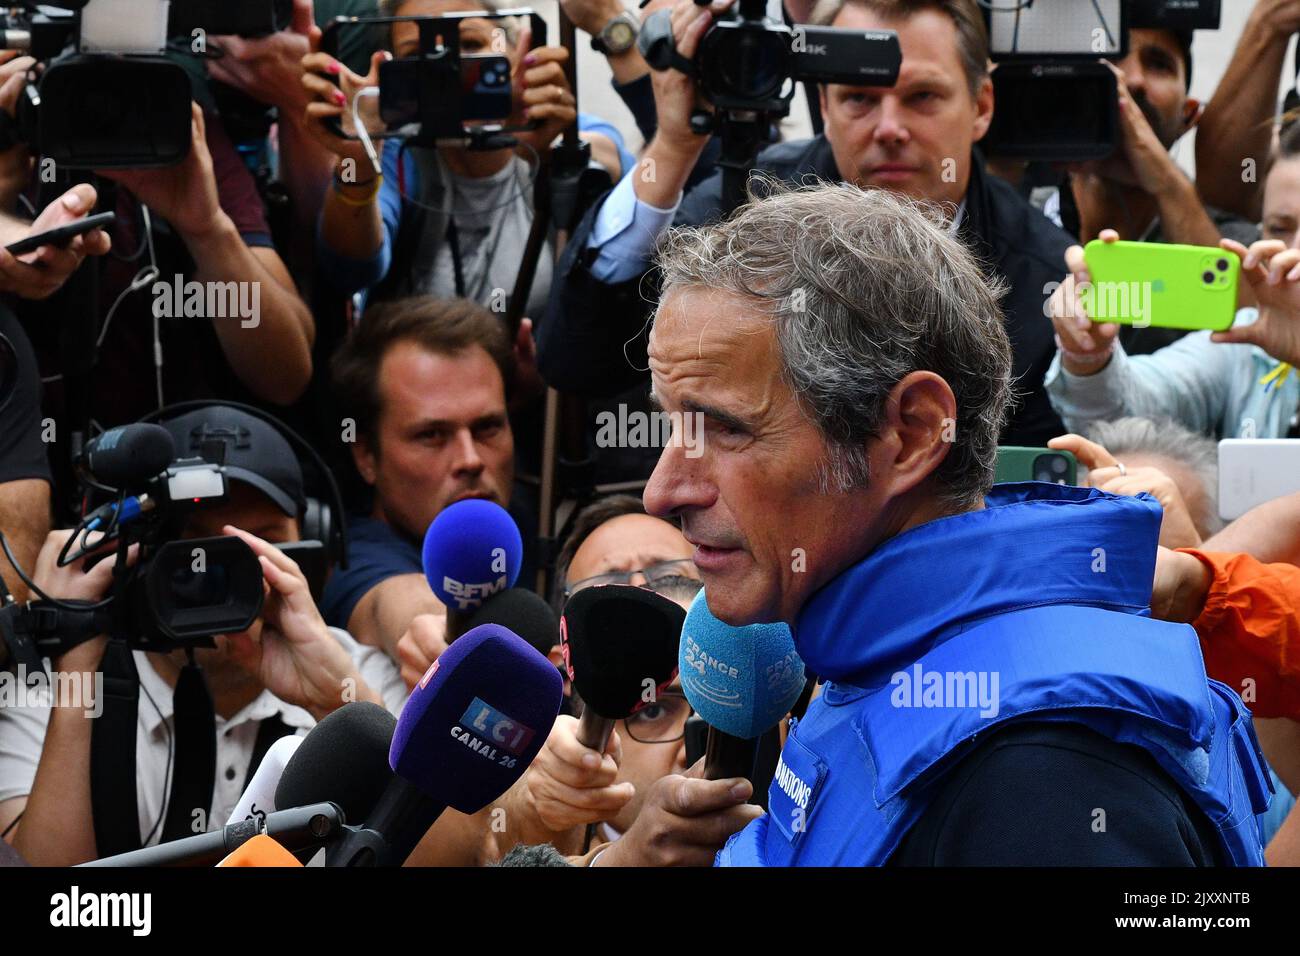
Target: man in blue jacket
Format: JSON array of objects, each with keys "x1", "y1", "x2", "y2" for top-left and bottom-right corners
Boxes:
[{"x1": 629, "y1": 180, "x2": 1271, "y2": 867}]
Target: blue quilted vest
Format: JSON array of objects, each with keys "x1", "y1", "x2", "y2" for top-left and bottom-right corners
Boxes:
[{"x1": 718, "y1": 484, "x2": 1273, "y2": 866}]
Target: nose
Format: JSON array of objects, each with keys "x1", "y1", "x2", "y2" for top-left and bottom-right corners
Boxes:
[
  {"x1": 1119, "y1": 55, "x2": 1145, "y2": 97},
  {"x1": 872, "y1": 95, "x2": 909, "y2": 147},
  {"x1": 449, "y1": 427, "x2": 485, "y2": 477},
  {"x1": 643, "y1": 439, "x2": 713, "y2": 520}
]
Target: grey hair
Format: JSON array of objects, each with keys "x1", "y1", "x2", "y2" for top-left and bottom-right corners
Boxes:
[
  {"x1": 378, "y1": 0, "x2": 521, "y2": 44},
  {"x1": 652, "y1": 177, "x2": 1013, "y2": 509},
  {"x1": 1084, "y1": 417, "x2": 1223, "y2": 534}
]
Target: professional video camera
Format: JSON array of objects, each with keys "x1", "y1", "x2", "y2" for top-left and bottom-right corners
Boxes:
[
  {"x1": 0, "y1": 422, "x2": 264, "y2": 672},
  {"x1": 982, "y1": 0, "x2": 1221, "y2": 162},
  {"x1": 638, "y1": 0, "x2": 899, "y2": 212},
  {"x1": 320, "y1": 8, "x2": 548, "y2": 151},
  {"x1": 0, "y1": 0, "x2": 294, "y2": 169}
]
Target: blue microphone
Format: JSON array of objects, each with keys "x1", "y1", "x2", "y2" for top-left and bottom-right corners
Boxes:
[
  {"x1": 680, "y1": 589, "x2": 806, "y2": 781},
  {"x1": 421, "y1": 499, "x2": 523, "y2": 640}
]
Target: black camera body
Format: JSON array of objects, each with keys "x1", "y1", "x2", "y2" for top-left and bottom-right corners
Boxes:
[
  {"x1": 641, "y1": 0, "x2": 900, "y2": 119},
  {"x1": 982, "y1": 0, "x2": 1221, "y2": 163},
  {"x1": 0, "y1": 0, "x2": 294, "y2": 168},
  {"x1": 322, "y1": 9, "x2": 547, "y2": 147}
]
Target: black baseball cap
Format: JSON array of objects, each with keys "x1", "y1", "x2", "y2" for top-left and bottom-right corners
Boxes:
[{"x1": 158, "y1": 405, "x2": 305, "y2": 517}]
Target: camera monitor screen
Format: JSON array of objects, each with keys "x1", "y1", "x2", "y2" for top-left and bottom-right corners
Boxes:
[{"x1": 986, "y1": 0, "x2": 1125, "y2": 60}]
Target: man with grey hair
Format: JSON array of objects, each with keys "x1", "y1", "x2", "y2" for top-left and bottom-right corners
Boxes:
[{"x1": 585, "y1": 181, "x2": 1271, "y2": 867}]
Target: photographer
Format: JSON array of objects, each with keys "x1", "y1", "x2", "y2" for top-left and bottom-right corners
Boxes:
[
  {"x1": 540, "y1": 0, "x2": 1074, "y2": 447},
  {"x1": 0, "y1": 181, "x2": 112, "y2": 610},
  {"x1": 0, "y1": 405, "x2": 402, "y2": 866},
  {"x1": 303, "y1": 0, "x2": 628, "y2": 316}
]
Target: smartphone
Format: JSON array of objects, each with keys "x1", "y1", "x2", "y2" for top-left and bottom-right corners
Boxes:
[
  {"x1": 1082, "y1": 239, "x2": 1240, "y2": 332},
  {"x1": 275, "y1": 540, "x2": 329, "y2": 604},
  {"x1": 5, "y1": 212, "x2": 116, "y2": 256},
  {"x1": 994, "y1": 447, "x2": 1078, "y2": 485},
  {"x1": 1217, "y1": 439, "x2": 1300, "y2": 520},
  {"x1": 379, "y1": 53, "x2": 512, "y2": 130}
]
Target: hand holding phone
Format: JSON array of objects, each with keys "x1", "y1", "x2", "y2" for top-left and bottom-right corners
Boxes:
[
  {"x1": 5, "y1": 212, "x2": 116, "y2": 257},
  {"x1": 1209, "y1": 238, "x2": 1300, "y2": 368},
  {"x1": 1081, "y1": 239, "x2": 1240, "y2": 332}
]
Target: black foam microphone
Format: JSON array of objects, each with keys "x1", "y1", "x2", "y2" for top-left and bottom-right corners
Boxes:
[
  {"x1": 274, "y1": 702, "x2": 397, "y2": 826},
  {"x1": 79, "y1": 423, "x2": 175, "y2": 489},
  {"x1": 560, "y1": 585, "x2": 685, "y2": 753},
  {"x1": 463, "y1": 587, "x2": 559, "y2": 656}
]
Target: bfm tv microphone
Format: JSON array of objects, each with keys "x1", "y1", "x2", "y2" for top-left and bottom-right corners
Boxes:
[
  {"x1": 79, "y1": 423, "x2": 175, "y2": 489},
  {"x1": 325, "y1": 623, "x2": 563, "y2": 866},
  {"x1": 421, "y1": 499, "x2": 523, "y2": 641},
  {"x1": 225, "y1": 735, "x2": 304, "y2": 827},
  {"x1": 679, "y1": 588, "x2": 806, "y2": 782},
  {"x1": 560, "y1": 585, "x2": 684, "y2": 753}
]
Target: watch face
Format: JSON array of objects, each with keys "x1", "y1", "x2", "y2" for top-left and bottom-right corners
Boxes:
[{"x1": 606, "y1": 21, "x2": 635, "y2": 51}]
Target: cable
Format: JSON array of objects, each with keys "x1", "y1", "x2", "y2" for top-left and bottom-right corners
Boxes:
[
  {"x1": 139, "y1": 674, "x2": 172, "y2": 847},
  {"x1": 1, "y1": 811, "x2": 21, "y2": 840},
  {"x1": 0, "y1": 530, "x2": 115, "y2": 611}
]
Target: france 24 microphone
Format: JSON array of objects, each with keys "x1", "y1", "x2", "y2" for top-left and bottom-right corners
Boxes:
[
  {"x1": 325, "y1": 623, "x2": 563, "y2": 866},
  {"x1": 421, "y1": 498, "x2": 523, "y2": 641},
  {"x1": 679, "y1": 589, "x2": 805, "y2": 782},
  {"x1": 559, "y1": 584, "x2": 684, "y2": 753}
]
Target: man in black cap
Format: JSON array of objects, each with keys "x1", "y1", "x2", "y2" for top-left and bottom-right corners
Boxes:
[{"x1": 0, "y1": 405, "x2": 403, "y2": 865}]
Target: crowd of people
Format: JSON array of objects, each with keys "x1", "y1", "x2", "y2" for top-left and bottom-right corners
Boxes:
[{"x1": 0, "y1": 0, "x2": 1299, "y2": 868}]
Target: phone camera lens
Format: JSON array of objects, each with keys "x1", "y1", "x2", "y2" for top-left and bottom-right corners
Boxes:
[
  {"x1": 1202, "y1": 270, "x2": 1215, "y2": 284},
  {"x1": 1217, "y1": 258, "x2": 1229, "y2": 272}
]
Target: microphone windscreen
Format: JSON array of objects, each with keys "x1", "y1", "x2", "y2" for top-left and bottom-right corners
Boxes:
[
  {"x1": 216, "y1": 834, "x2": 304, "y2": 868},
  {"x1": 392, "y1": 623, "x2": 562, "y2": 813},
  {"x1": 679, "y1": 589, "x2": 805, "y2": 739},
  {"x1": 274, "y1": 702, "x2": 396, "y2": 823},
  {"x1": 421, "y1": 499, "x2": 523, "y2": 614},
  {"x1": 560, "y1": 585, "x2": 683, "y2": 719},
  {"x1": 464, "y1": 587, "x2": 559, "y2": 656},
  {"x1": 86, "y1": 423, "x2": 175, "y2": 488}
]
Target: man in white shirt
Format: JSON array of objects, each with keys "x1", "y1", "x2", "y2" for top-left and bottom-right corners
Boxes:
[{"x1": 0, "y1": 406, "x2": 404, "y2": 865}]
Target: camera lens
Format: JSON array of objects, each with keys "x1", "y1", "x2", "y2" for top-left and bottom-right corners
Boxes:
[
  {"x1": 1203, "y1": 271, "x2": 1215, "y2": 284},
  {"x1": 1217, "y1": 258, "x2": 1229, "y2": 272}
]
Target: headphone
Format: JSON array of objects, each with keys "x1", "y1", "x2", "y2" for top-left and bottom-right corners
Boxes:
[{"x1": 132, "y1": 399, "x2": 350, "y2": 570}]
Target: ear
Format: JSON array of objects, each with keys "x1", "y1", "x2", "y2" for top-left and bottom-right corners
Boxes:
[
  {"x1": 875, "y1": 371, "x2": 959, "y2": 499},
  {"x1": 547, "y1": 644, "x2": 573, "y2": 697},
  {"x1": 1181, "y1": 97, "x2": 1202, "y2": 131},
  {"x1": 351, "y1": 435, "x2": 378, "y2": 487},
  {"x1": 972, "y1": 74, "x2": 994, "y2": 143}
]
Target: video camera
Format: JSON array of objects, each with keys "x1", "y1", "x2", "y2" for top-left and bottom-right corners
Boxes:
[
  {"x1": 0, "y1": 422, "x2": 265, "y2": 671},
  {"x1": 982, "y1": 0, "x2": 1221, "y2": 162},
  {"x1": 320, "y1": 8, "x2": 547, "y2": 149},
  {"x1": 0, "y1": 0, "x2": 295, "y2": 169},
  {"x1": 640, "y1": 0, "x2": 900, "y2": 123}
]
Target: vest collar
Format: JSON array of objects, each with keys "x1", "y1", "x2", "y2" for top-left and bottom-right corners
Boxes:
[{"x1": 794, "y1": 483, "x2": 1164, "y2": 685}]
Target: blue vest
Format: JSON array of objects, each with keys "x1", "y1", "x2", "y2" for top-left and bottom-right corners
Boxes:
[{"x1": 718, "y1": 484, "x2": 1273, "y2": 867}]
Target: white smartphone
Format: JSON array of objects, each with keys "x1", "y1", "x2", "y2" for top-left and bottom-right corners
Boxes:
[{"x1": 1218, "y1": 439, "x2": 1300, "y2": 521}]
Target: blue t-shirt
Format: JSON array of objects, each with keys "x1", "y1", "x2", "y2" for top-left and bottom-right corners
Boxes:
[{"x1": 321, "y1": 516, "x2": 424, "y2": 630}]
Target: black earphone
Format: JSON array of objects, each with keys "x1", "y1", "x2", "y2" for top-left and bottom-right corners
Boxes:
[{"x1": 133, "y1": 399, "x2": 350, "y2": 570}]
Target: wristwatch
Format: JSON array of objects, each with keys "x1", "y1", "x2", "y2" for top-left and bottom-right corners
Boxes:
[{"x1": 591, "y1": 12, "x2": 639, "y2": 56}]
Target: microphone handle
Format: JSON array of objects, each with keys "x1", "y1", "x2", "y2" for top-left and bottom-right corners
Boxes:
[
  {"x1": 576, "y1": 710, "x2": 615, "y2": 753},
  {"x1": 325, "y1": 779, "x2": 446, "y2": 867},
  {"x1": 445, "y1": 608, "x2": 469, "y2": 643},
  {"x1": 704, "y1": 726, "x2": 757, "y2": 782},
  {"x1": 78, "y1": 802, "x2": 345, "y2": 867}
]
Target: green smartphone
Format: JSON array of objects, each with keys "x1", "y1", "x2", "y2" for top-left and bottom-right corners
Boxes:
[
  {"x1": 1081, "y1": 240, "x2": 1239, "y2": 331},
  {"x1": 994, "y1": 447, "x2": 1078, "y2": 485}
]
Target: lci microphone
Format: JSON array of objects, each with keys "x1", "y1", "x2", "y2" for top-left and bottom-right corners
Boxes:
[
  {"x1": 421, "y1": 499, "x2": 523, "y2": 640},
  {"x1": 560, "y1": 585, "x2": 684, "y2": 752},
  {"x1": 679, "y1": 589, "x2": 806, "y2": 786},
  {"x1": 325, "y1": 623, "x2": 563, "y2": 866}
]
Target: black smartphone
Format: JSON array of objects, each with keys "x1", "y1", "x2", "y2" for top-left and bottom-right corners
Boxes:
[
  {"x1": 275, "y1": 540, "x2": 329, "y2": 605},
  {"x1": 684, "y1": 715, "x2": 709, "y2": 768},
  {"x1": 6, "y1": 212, "x2": 116, "y2": 256}
]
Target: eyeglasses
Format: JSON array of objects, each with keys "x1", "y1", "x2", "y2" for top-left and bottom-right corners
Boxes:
[
  {"x1": 622, "y1": 692, "x2": 693, "y2": 744},
  {"x1": 563, "y1": 558, "x2": 702, "y2": 599}
]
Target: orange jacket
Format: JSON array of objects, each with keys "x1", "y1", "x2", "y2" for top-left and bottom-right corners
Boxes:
[{"x1": 1182, "y1": 550, "x2": 1300, "y2": 720}]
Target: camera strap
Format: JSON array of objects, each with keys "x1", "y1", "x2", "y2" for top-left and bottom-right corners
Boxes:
[
  {"x1": 90, "y1": 640, "x2": 145, "y2": 856},
  {"x1": 160, "y1": 661, "x2": 217, "y2": 843}
]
